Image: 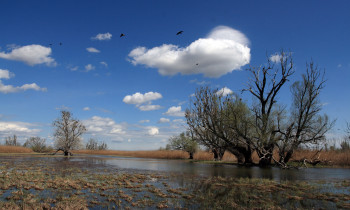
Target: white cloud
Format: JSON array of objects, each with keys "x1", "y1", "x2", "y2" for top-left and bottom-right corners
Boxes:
[
  {"x1": 158, "y1": 118, "x2": 170, "y2": 123},
  {"x1": 86, "y1": 47, "x2": 100, "y2": 53},
  {"x1": 123, "y1": 92, "x2": 163, "y2": 111},
  {"x1": 216, "y1": 87, "x2": 233, "y2": 96},
  {"x1": 164, "y1": 106, "x2": 185, "y2": 117},
  {"x1": 91, "y1": 32, "x2": 112, "y2": 41},
  {"x1": 0, "y1": 44, "x2": 56, "y2": 66},
  {"x1": 128, "y1": 26, "x2": 250, "y2": 78},
  {"x1": 337, "y1": 64, "x2": 342, "y2": 68},
  {"x1": 85, "y1": 64, "x2": 95, "y2": 72},
  {"x1": 70, "y1": 66, "x2": 79, "y2": 71},
  {"x1": 0, "y1": 69, "x2": 14, "y2": 79},
  {"x1": 123, "y1": 92, "x2": 162, "y2": 104},
  {"x1": 84, "y1": 116, "x2": 126, "y2": 135},
  {"x1": 189, "y1": 79, "x2": 210, "y2": 85},
  {"x1": 83, "y1": 107, "x2": 90, "y2": 111},
  {"x1": 148, "y1": 127, "x2": 159, "y2": 136},
  {"x1": 270, "y1": 54, "x2": 282, "y2": 63},
  {"x1": 0, "y1": 121, "x2": 41, "y2": 139},
  {"x1": 100, "y1": 61, "x2": 108, "y2": 67},
  {"x1": 139, "y1": 120, "x2": 150, "y2": 123},
  {"x1": 0, "y1": 69, "x2": 47, "y2": 94},
  {"x1": 138, "y1": 104, "x2": 162, "y2": 111}
]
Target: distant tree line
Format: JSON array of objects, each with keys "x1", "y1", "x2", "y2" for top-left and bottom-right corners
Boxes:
[{"x1": 1, "y1": 111, "x2": 108, "y2": 155}]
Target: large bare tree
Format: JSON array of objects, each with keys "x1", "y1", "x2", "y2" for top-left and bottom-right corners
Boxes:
[
  {"x1": 186, "y1": 86, "x2": 253, "y2": 164},
  {"x1": 53, "y1": 111, "x2": 86, "y2": 156},
  {"x1": 244, "y1": 51, "x2": 294, "y2": 166},
  {"x1": 276, "y1": 62, "x2": 334, "y2": 165}
]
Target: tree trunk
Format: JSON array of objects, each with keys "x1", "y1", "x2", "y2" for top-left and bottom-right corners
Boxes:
[
  {"x1": 64, "y1": 151, "x2": 69, "y2": 156},
  {"x1": 213, "y1": 149, "x2": 219, "y2": 161},
  {"x1": 189, "y1": 152, "x2": 194, "y2": 159},
  {"x1": 284, "y1": 149, "x2": 294, "y2": 163}
]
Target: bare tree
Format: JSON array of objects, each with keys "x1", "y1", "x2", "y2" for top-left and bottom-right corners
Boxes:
[
  {"x1": 86, "y1": 138, "x2": 108, "y2": 150},
  {"x1": 276, "y1": 62, "x2": 334, "y2": 165},
  {"x1": 166, "y1": 132, "x2": 198, "y2": 159},
  {"x1": 53, "y1": 111, "x2": 86, "y2": 156},
  {"x1": 244, "y1": 51, "x2": 294, "y2": 166},
  {"x1": 24, "y1": 137, "x2": 50, "y2": 153},
  {"x1": 5, "y1": 135, "x2": 20, "y2": 146},
  {"x1": 186, "y1": 86, "x2": 253, "y2": 164}
]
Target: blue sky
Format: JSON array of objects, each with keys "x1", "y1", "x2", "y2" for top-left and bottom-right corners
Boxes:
[{"x1": 0, "y1": 0, "x2": 349, "y2": 150}]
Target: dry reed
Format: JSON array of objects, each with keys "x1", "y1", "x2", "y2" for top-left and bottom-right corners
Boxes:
[
  {"x1": 74, "y1": 149, "x2": 350, "y2": 166},
  {"x1": 0, "y1": 145, "x2": 33, "y2": 153}
]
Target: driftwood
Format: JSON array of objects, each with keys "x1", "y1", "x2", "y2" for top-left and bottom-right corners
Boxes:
[{"x1": 50, "y1": 148, "x2": 73, "y2": 156}]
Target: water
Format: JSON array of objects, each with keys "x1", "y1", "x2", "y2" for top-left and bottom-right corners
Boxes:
[{"x1": 1, "y1": 155, "x2": 349, "y2": 181}]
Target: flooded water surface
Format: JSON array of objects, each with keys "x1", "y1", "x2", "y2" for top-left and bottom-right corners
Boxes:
[
  {"x1": 1, "y1": 155, "x2": 350, "y2": 209},
  {"x1": 2, "y1": 155, "x2": 349, "y2": 181}
]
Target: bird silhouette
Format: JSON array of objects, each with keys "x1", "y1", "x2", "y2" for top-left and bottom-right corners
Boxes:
[
  {"x1": 120, "y1": 33, "x2": 125, "y2": 37},
  {"x1": 59, "y1": 42, "x2": 62, "y2": 46},
  {"x1": 176, "y1": 31, "x2": 183, "y2": 35}
]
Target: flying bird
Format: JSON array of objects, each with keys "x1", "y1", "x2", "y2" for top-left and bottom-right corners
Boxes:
[
  {"x1": 176, "y1": 31, "x2": 183, "y2": 35},
  {"x1": 120, "y1": 33, "x2": 125, "y2": 37},
  {"x1": 59, "y1": 42, "x2": 62, "y2": 46}
]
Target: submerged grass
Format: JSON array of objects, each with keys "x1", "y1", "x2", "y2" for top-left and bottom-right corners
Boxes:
[{"x1": 0, "y1": 157, "x2": 349, "y2": 209}]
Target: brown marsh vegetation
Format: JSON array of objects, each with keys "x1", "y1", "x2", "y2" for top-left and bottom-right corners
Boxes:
[
  {"x1": 73, "y1": 149, "x2": 350, "y2": 167},
  {"x1": 0, "y1": 146, "x2": 33, "y2": 154},
  {"x1": 0, "y1": 157, "x2": 349, "y2": 209}
]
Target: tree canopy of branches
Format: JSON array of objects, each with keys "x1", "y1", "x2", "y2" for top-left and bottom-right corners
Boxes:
[
  {"x1": 275, "y1": 62, "x2": 334, "y2": 165},
  {"x1": 53, "y1": 111, "x2": 86, "y2": 156},
  {"x1": 186, "y1": 87, "x2": 253, "y2": 163},
  {"x1": 186, "y1": 51, "x2": 333, "y2": 167},
  {"x1": 166, "y1": 132, "x2": 198, "y2": 159},
  {"x1": 243, "y1": 51, "x2": 295, "y2": 166},
  {"x1": 5, "y1": 135, "x2": 20, "y2": 146},
  {"x1": 23, "y1": 137, "x2": 51, "y2": 153},
  {"x1": 86, "y1": 138, "x2": 108, "y2": 150}
]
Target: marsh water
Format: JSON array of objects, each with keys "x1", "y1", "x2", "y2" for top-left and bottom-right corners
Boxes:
[{"x1": 2, "y1": 155, "x2": 350, "y2": 181}]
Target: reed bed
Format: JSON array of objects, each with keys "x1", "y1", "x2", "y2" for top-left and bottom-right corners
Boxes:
[
  {"x1": 74, "y1": 149, "x2": 189, "y2": 159},
  {"x1": 74, "y1": 149, "x2": 350, "y2": 166},
  {"x1": 291, "y1": 150, "x2": 350, "y2": 166},
  {"x1": 0, "y1": 145, "x2": 33, "y2": 153}
]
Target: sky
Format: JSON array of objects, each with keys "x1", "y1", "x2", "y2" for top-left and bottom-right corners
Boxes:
[{"x1": 0, "y1": 0, "x2": 349, "y2": 150}]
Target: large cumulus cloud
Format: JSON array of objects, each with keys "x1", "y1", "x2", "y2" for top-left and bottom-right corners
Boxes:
[{"x1": 128, "y1": 26, "x2": 250, "y2": 78}]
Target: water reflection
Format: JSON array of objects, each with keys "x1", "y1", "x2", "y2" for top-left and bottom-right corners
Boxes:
[{"x1": 1, "y1": 155, "x2": 350, "y2": 181}]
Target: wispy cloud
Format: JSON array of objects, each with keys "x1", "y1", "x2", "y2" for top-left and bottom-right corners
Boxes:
[
  {"x1": 85, "y1": 64, "x2": 95, "y2": 72},
  {"x1": 0, "y1": 69, "x2": 47, "y2": 94},
  {"x1": 86, "y1": 47, "x2": 100, "y2": 53},
  {"x1": 100, "y1": 61, "x2": 108, "y2": 67},
  {"x1": 158, "y1": 118, "x2": 170, "y2": 123},
  {"x1": 91, "y1": 32, "x2": 112, "y2": 41}
]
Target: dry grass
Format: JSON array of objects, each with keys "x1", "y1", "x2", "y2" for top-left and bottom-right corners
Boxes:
[
  {"x1": 291, "y1": 150, "x2": 350, "y2": 166},
  {"x1": 0, "y1": 145, "x2": 33, "y2": 153},
  {"x1": 74, "y1": 149, "x2": 350, "y2": 166},
  {"x1": 73, "y1": 150, "x2": 189, "y2": 159}
]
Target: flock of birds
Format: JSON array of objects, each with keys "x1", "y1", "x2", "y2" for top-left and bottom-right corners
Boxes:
[
  {"x1": 120, "y1": 30, "x2": 184, "y2": 38},
  {"x1": 48, "y1": 30, "x2": 199, "y2": 66},
  {"x1": 49, "y1": 31, "x2": 184, "y2": 46}
]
